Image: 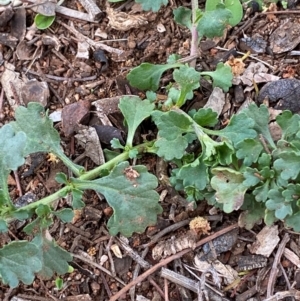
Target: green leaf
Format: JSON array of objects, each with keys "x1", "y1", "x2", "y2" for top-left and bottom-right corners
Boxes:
[
  {"x1": 34, "y1": 14, "x2": 55, "y2": 30},
  {"x1": 200, "y1": 63, "x2": 233, "y2": 92},
  {"x1": 36, "y1": 204, "x2": 51, "y2": 217},
  {"x1": 111, "y1": 138, "x2": 125, "y2": 149},
  {"x1": 0, "y1": 219, "x2": 8, "y2": 232},
  {"x1": 55, "y1": 172, "x2": 68, "y2": 184},
  {"x1": 11, "y1": 103, "x2": 83, "y2": 176},
  {"x1": 74, "y1": 162, "x2": 162, "y2": 236},
  {"x1": 0, "y1": 241, "x2": 41, "y2": 287},
  {"x1": 274, "y1": 151, "x2": 300, "y2": 180},
  {"x1": 135, "y1": 0, "x2": 168, "y2": 11},
  {"x1": 55, "y1": 208, "x2": 74, "y2": 223},
  {"x1": 218, "y1": 112, "x2": 257, "y2": 145},
  {"x1": 236, "y1": 139, "x2": 263, "y2": 166},
  {"x1": 243, "y1": 104, "x2": 275, "y2": 148},
  {"x1": 239, "y1": 194, "x2": 265, "y2": 229},
  {"x1": 276, "y1": 110, "x2": 300, "y2": 140},
  {"x1": 167, "y1": 54, "x2": 181, "y2": 64},
  {"x1": 0, "y1": 124, "x2": 26, "y2": 171},
  {"x1": 192, "y1": 108, "x2": 218, "y2": 127},
  {"x1": 211, "y1": 167, "x2": 247, "y2": 213},
  {"x1": 282, "y1": 183, "x2": 300, "y2": 201},
  {"x1": 152, "y1": 110, "x2": 193, "y2": 160},
  {"x1": 205, "y1": 0, "x2": 243, "y2": 26},
  {"x1": 127, "y1": 62, "x2": 181, "y2": 91},
  {"x1": 173, "y1": 65, "x2": 201, "y2": 107},
  {"x1": 176, "y1": 157, "x2": 208, "y2": 191},
  {"x1": 266, "y1": 188, "x2": 293, "y2": 219},
  {"x1": 119, "y1": 96, "x2": 155, "y2": 147},
  {"x1": 71, "y1": 189, "x2": 85, "y2": 209},
  {"x1": 173, "y1": 7, "x2": 192, "y2": 29},
  {"x1": 0, "y1": 124, "x2": 26, "y2": 206},
  {"x1": 55, "y1": 277, "x2": 64, "y2": 290},
  {"x1": 285, "y1": 211, "x2": 300, "y2": 231},
  {"x1": 146, "y1": 91, "x2": 157, "y2": 102},
  {"x1": 197, "y1": 6, "x2": 232, "y2": 38},
  {"x1": 32, "y1": 233, "x2": 72, "y2": 279},
  {"x1": 253, "y1": 181, "x2": 270, "y2": 202}
]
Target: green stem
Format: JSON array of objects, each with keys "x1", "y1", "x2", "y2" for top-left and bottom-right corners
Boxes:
[
  {"x1": 14, "y1": 186, "x2": 70, "y2": 213},
  {"x1": 79, "y1": 141, "x2": 154, "y2": 181},
  {"x1": 10, "y1": 141, "x2": 154, "y2": 216}
]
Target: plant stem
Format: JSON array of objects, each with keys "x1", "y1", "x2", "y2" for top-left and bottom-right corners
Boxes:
[
  {"x1": 190, "y1": 0, "x2": 199, "y2": 68},
  {"x1": 10, "y1": 141, "x2": 155, "y2": 215},
  {"x1": 14, "y1": 186, "x2": 71, "y2": 213},
  {"x1": 79, "y1": 141, "x2": 154, "y2": 181}
]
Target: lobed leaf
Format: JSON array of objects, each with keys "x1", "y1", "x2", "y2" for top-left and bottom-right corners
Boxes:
[
  {"x1": 32, "y1": 233, "x2": 72, "y2": 279},
  {"x1": 119, "y1": 96, "x2": 155, "y2": 147},
  {"x1": 152, "y1": 110, "x2": 193, "y2": 160},
  {"x1": 74, "y1": 162, "x2": 162, "y2": 236},
  {"x1": 192, "y1": 108, "x2": 218, "y2": 127},
  {"x1": 11, "y1": 103, "x2": 83, "y2": 175},
  {"x1": 205, "y1": 0, "x2": 243, "y2": 26},
  {"x1": 211, "y1": 167, "x2": 247, "y2": 213},
  {"x1": 236, "y1": 138, "x2": 264, "y2": 166},
  {"x1": 243, "y1": 104, "x2": 275, "y2": 148},
  {"x1": 276, "y1": 110, "x2": 300, "y2": 140},
  {"x1": 127, "y1": 62, "x2": 181, "y2": 91},
  {"x1": 173, "y1": 7, "x2": 192, "y2": 29},
  {"x1": 218, "y1": 112, "x2": 256, "y2": 145},
  {"x1": 274, "y1": 151, "x2": 300, "y2": 180},
  {"x1": 197, "y1": 6, "x2": 232, "y2": 39},
  {"x1": 200, "y1": 63, "x2": 233, "y2": 92},
  {"x1": 0, "y1": 241, "x2": 41, "y2": 287}
]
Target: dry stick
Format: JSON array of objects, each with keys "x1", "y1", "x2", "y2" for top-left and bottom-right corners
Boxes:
[
  {"x1": 77, "y1": 0, "x2": 102, "y2": 21},
  {"x1": 55, "y1": 5, "x2": 95, "y2": 23},
  {"x1": 57, "y1": 20, "x2": 124, "y2": 55},
  {"x1": 267, "y1": 233, "x2": 290, "y2": 297},
  {"x1": 109, "y1": 223, "x2": 239, "y2": 301},
  {"x1": 72, "y1": 253, "x2": 126, "y2": 286}
]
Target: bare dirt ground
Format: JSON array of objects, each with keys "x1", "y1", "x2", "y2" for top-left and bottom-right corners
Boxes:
[{"x1": 2, "y1": 0, "x2": 300, "y2": 300}]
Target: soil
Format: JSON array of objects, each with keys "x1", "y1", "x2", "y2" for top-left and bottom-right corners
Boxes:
[{"x1": 2, "y1": 0, "x2": 300, "y2": 301}]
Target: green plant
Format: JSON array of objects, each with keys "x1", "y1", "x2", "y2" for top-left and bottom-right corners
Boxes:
[{"x1": 5, "y1": 0, "x2": 295, "y2": 290}]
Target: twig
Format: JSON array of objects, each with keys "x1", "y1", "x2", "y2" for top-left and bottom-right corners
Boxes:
[
  {"x1": 142, "y1": 219, "x2": 191, "y2": 248},
  {"x1": 262, "y1": 290, "x2": 300, "y2": 301},
  {"x1": 267, "y1": 233, "x2": 290, "y2": 297},
  {"x1": 109, "y1": 223, "x2": 239, "y2": 301},
  {"x1": 116, "y1": 236, "x2": 151, "y2": 269},
  {"x1": 106, "y1": 236, "x2": 116, "y2": 278},
  {"x1": 77, "y1": 0, "x2": 103, "y2": 21},
  {"x1": 129, "y1": 247, "x2": 149, "y2": 301},
  {"x1": 164, "y1": 277, "x2": 169, "y2": 301},
  {"x1": 13, "y1": 170, "x2": 22, "y2": 196},
  {"x1": 55, "y1": 5, "x2": 95, "y2": 23},
  {"x1": 72, "y1": 253, "x2": 126, "y2": 286},
  {"x1": 148, "y1": 276, "x2": 165, "y2": 299},
  {"x1": 57, "y1": 20, "x2": 124, "y2": 55}
]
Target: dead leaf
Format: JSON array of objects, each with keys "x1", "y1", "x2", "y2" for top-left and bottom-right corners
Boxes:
[
  {"x1": 204, "y1": 87, "x2": 225, "y2": 117},
  {"x1": 249, "y1": 225, "x2": 279, "y2": 257},
  {"x1": 21, "y1": 80, "x2": 49, "y2": 107},
  {"x1": 106, "y1": 5, "x2": 148, "y2": 31},
  {"x1": 75, "y1": 126, "x2": 105, "y2": 165},
  {"x1": 61, "y1": 100, "x2": 91, "y2": 137}
]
